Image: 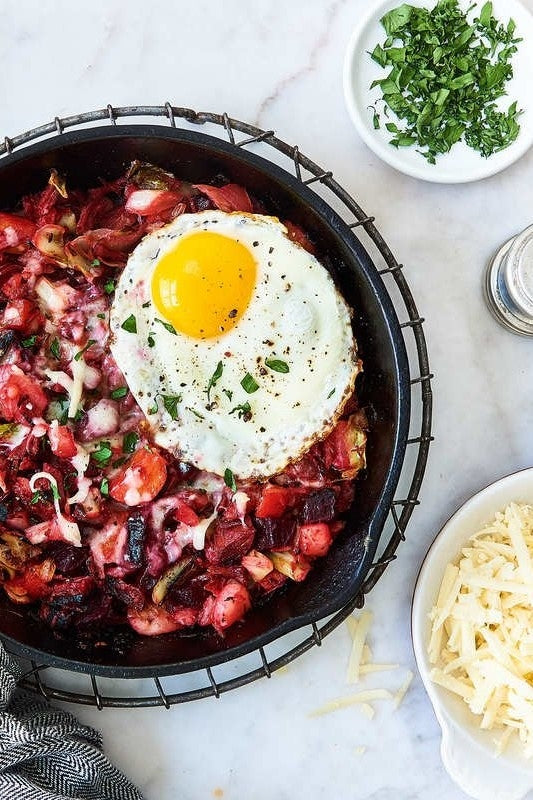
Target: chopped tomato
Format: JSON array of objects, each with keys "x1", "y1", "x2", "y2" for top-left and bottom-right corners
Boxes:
[
  {"x1": 255, "y1": 485, "x2": 306, "y2": 518},
  {"x1": 0, "y1": 364, "x2": 48, "y2": 422},
  {"x1": 1, "y1": 298, "x2": 43, "y2": 333},
  {"x1": 109, "y1": 447, "x2": 167, "y2": 506},
  {"x1": 0, "y1": 213, "x2": 36, "y2": 253},
  {"x1": 48, "y1": 422, "x2": 77, "y2": 459},
  {"x1": 297, "y1": 523, "x2": 333, "y2": 557},
  {"x1": 193, "y1": 183, "x2": 253, "y2": 213},
  {"x1": 284, "y1": 220, "x2": 315, "y2": 254}
]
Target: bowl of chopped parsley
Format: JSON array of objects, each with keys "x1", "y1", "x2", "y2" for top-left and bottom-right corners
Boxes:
[{"x1": 343, "y1": 0, "x2": 533, "y2": 182}]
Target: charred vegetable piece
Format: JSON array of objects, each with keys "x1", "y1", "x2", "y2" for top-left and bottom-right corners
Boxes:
[
  {"x1": 0, "y1": 331, "x2": 14, "y2": 361},
  {"x1": 127, "y1": 513, "x2": 145, "y2": 564},
  {"x1": 152, "y1": 556, "x2": 194, "y2": 604},
  {"x1": 127, "y1": 160, "x2": 180, "y2": 190},
  {"x1": 323, "y1": 413, "x2": 367, "y2": 479},
  {"x1": 48, "y1": 168, "x2": 68, "y2": 198}
]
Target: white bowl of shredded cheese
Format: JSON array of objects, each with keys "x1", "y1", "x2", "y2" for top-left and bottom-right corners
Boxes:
[{"x1": 412, "y1": 468, "x2": 533, "y2": 800}]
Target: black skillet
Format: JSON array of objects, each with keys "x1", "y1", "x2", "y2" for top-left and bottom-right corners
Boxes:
[{"x1": 0, "y1": 126, "x2": 410, "y2": 677}]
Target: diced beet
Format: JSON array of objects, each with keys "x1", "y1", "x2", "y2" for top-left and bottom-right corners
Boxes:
[
  {"x1": 167, "y1": 573, "x2": 208, "y2": 611},
  {"x1": 46, "y1": 542, "x2": 90, "y2": 575},
  {"x1": 253, "y1": 514, "x2": 296, "y2": 552},
  {"x1": 204, "y1": 519, "x2": 254, "y2": 565},
  {"x1": 106, "y1": 577, "x2": 145, "y2": 611},
  {"x1": 298, "y1": 489, "x2": 336, "y2": 523}
]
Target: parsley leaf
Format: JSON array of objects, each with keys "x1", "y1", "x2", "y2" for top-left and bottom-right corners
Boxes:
[
  {"x1": 224, "y1": 468, "x2": 237, "y2": 492},
  {"x1": 103, "y1": 279, "x2": 116, "y2": 295},
  {"x1": 155, "y1": 318, "x2": 177, "y2": 335},
  {"x1": 74, "y1": 339, "x2": 96, "y2": 361},
  {"x1": 110, "y1": 386, "x2": 128, "y2": 400},
  {"x1": 21, "y1": 335, "x2": 37, "y2": 348},
  {"x1": 121, "y1": 315, "x2": 137, "y2": 334},
  {"x1": 91, "y1": 441, "x2": 113, "y2": 466},
  {"x1": 49, "y1": 338, "x2": 60, "y2": 359},
  {"x1": 162, "y1": 394, "x2": 182, "y2": 420},
  {"x1": 265, "y1": 358, "x2": 289, "y2": 374},
  {"x1": 100, "y1": 478, "x2": 109, "y2": 496},
  {"x1": 229, "y1": 401, "x2": 252, "y2": 420},
  {"x1": 123, "y1": 431, "x2": 139, "y2": 454},
  {"x1": 206, "y1": 361, "x2": 223, "y2": 402},
  {"x1": 241, "y1": 373, "x2": 259, "y2": 393}
]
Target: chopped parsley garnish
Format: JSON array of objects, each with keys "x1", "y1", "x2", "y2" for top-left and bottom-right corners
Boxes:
[
  {"x1": 147, "y1": 333, "x2": 156, "y2": 348},
  {"x1": 162, "y1": 394, "x2": 182, "y2": 420},
  {"x1": 49, "y1": 338, "x2": 60, "y2": 359},
  {"x1": 74, "y1": 339, "x2": 96, "y2": 361},
  {"x1": 229, "y1": 401, "x2": 252, "y2": 420},
  {"x1": 148, "y1": 401, "x2": 158, "y2": 414},
  {"x1": 21, "y1": 335, "x2": 37, "y2": 348},
  {"x1": 224, "y1": 467, "x2": 237, "y2": 492},
  {"x1": 110, "y1": 386, "x2": 128, "y2": 400},
  {"x1": 31, "y1": 490, "x2": 43, "y2": 505},
  {"x1": 188, "y1": 407, "x2": 205, "y2": 420},
  {"x1": 142, "y1": 301, "x2": 151, "y2": 308},
  {"x1": 265, "y1": 358, "x2": 289, "y2": 373},
  {"x1": 91, "y1": 440, "x2": 113, "y2": 466},
  {"x1": 222, "y1": 389, "x2": 233, "y2": 402},
  {"x1": 96, "y1": 312, "x2": 106, "y2": 319},
  {"x1": 206, "y1": 361, "x2": 224, "y2": 402},
  {"x1": 369, "y1": 0, "x2": 522, "y2": 163},
  {"x1": 91, "y1": 258, "x2": 101, "y2": 267},
  {"x1": 123, "y1": 431, "x2": 139, "y2": 454},
  {"x1": 51, "y1": 483, "x2": 60, "y2": 501},
  {"x1": 241, "y1": 373, "x2": 259, "y2": 394},
  {"x1": 155, "y1": 318, "x2": 177, "y2": 335},
  {"x1": 104, "y1": 279, "x2": 116, "y2": 295},
  {"x1": 100, "y1": 478, "x2": 109, "y2": 496},
  {"x1": 73, "y1": 408, "x2": 84, "y2": 423},
  {"x1": 327, "y1": 388, "x2": 335, "y2": 399},
  {"x1": 121, "y1": 314, "x2": 137, "y2": 334}
]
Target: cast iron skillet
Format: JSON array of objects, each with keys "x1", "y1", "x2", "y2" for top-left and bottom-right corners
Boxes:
[{"x1": 0, "y1": 126, "x2": 410, "y2": 677}]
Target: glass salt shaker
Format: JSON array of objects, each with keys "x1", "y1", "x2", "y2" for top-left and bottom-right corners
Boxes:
[{"x1": 485, "y1": 225, "x2": 533, "y2": 336}]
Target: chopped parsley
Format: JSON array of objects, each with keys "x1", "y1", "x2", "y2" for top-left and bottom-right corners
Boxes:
[
  {"x1": 327, "y1": 388, "x2": 335, "y2": 399},
  {"x1": 241, "y1": 373, "x2": 259, "y2": 394},
  {"x1": 51, "y1": 483, "x2": 60, "y2": 501},
  {"x1": 104, "y1": 279, "x2": 116, "y2": 295},
  {"x1": 91, "y1": 258, "x2": 101, "y2": 267},
  {"x1": 206, "y1": 361, "x2": 224, "y2": 402},
  {"x1": 369, "y1": 0, "x2": 522, "y2": 163},
  {"x1": 224, "y1": 467, "x2": 237, "y2": 492},
  {"x1": 123, "y1": 431, "x2": 139, "y2": 454},
  {"x1": 187, "y1": 407, "x2": 205, "y2": 420},
  {"x1": 31, "y1": 490, "x2": 43, "y2": 505},
  {"x1": 96, "y1": 312, "x2": 106, "y2": 319},
  {"x1": 100, "y1": 477, "x2": 109, "y2": 497},
  {"x1": 222, "y1": 388, "x2": 233, "y2": 402},
  {"x1": 74, "y1": 339, "x2": 96, "y2": 361},
  {"x1": 49, "y1": 338, "x2": 60, "y2": 359},
  {"x1": 162, "y1": 394, "x2": 182, "y2": 420},
  {"x1": 265, "y1": 358, "x2": 289, "y2": 374},
  {"x1": 121, "y1": 314, "x2": 137, "y2": 334},
  {"x1": 21, "y1": 335, "x2": 37, "y2": 348},
  {"x1": 110, "y1": 386, "x2": 128, "y2": 400},
  {"x1": 229, "y1": 401, "x2": 252, "y2": 420},
  {"x1": 147, "y1": 333, "x2": 156, "y2": 348},
  {"x1": 91, "y1": 440, "x2": 113, "y2": 466},
  {"x1": 142, "y1": 301, "x2": 151, "y2": 308},
  {"x1": 155, "y1": 318, "x2": 177, "y2": 335}
]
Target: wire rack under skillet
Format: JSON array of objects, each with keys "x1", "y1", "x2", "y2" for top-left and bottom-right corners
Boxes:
[{"x1": 2, "y1": 104, "x2": 433, "y2": 709}]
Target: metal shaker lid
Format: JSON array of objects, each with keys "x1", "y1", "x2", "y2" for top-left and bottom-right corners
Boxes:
[{"x1": 503, "y1": 223, "x2": 533, "y2": 320}]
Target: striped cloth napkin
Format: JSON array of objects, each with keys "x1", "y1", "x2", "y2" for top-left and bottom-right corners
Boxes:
[{"x1": 0, "y1": 644, "x2": 145, "y2": 800}]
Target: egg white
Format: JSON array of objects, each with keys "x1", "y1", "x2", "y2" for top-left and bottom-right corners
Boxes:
[{"x1": 110, "y1": 211, "x2": 359, "y2": 479}]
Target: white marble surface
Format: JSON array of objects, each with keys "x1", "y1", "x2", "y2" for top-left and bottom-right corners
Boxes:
[{"x1": 3, "y1": 0, "x2": 533, "y2": 798}]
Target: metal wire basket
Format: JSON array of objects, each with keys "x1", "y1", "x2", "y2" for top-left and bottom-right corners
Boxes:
[{"x1": 2, "y1": 104, "x2": 433, "y2": 709}]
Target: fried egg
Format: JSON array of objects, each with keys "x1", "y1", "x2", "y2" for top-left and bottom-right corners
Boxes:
[{"x1": 110, "y1": 211, "x2": 359, "y2": 479}]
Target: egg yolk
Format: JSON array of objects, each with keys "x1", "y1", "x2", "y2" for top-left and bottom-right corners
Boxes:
[{"x1": 151, "y1": 231, "x2": 257, "y2": 339}]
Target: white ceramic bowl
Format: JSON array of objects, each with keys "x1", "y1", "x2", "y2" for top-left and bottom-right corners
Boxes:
[
  {"x1": 412, "y1": 468, "x2": 533, "y2": 800},
  {"x1": 343, "y1": 0, "x2": 533, "y2": 183}
]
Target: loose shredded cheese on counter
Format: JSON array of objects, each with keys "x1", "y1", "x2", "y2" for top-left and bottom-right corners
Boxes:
[{"x1": 428, "y1": 502, "x2": 533, "y2": 756}]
